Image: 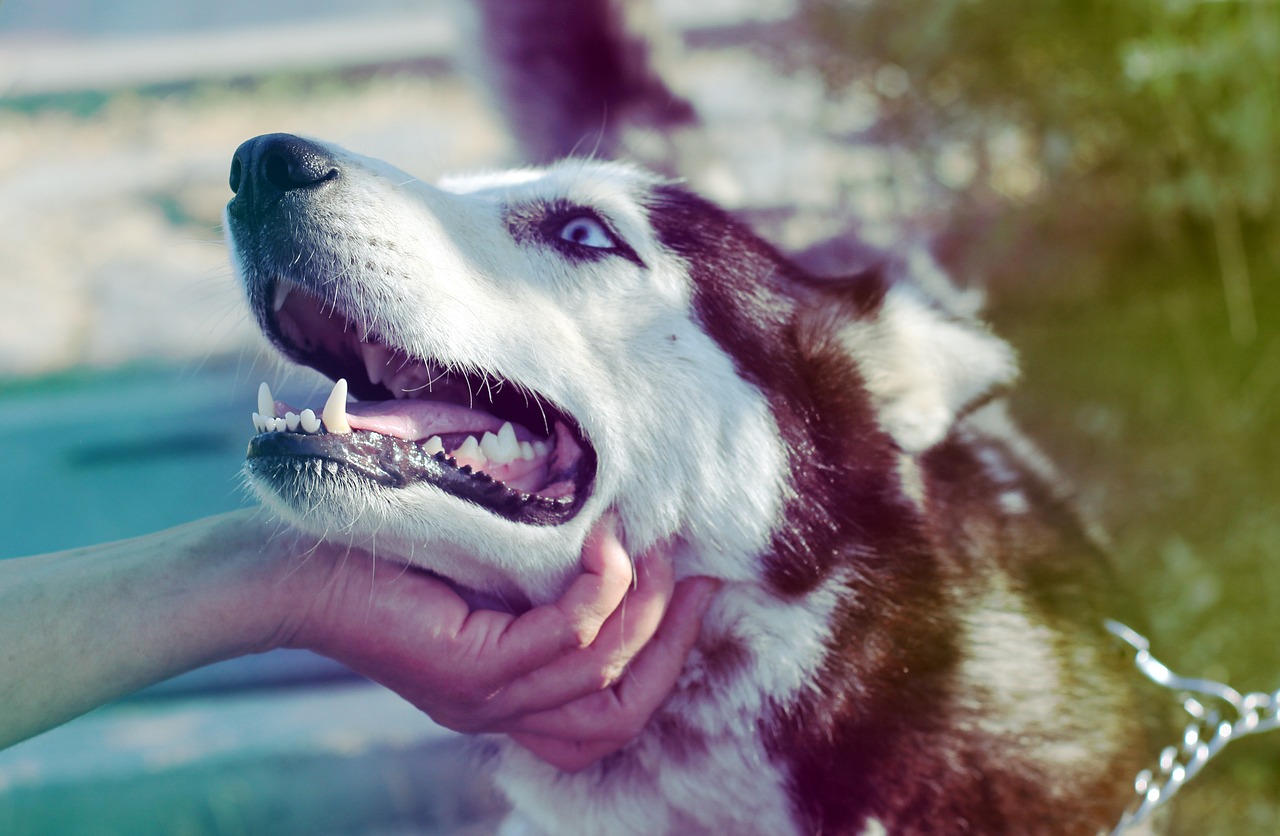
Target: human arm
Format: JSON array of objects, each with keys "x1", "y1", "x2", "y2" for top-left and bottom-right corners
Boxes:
[{"x1": 0, "y1": 509, "x2": 715, "y2": 762}]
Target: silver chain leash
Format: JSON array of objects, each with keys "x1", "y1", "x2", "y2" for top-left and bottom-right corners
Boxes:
[{"x1": 1105, "y1": 619, "x2": 1280, "y2": 834}]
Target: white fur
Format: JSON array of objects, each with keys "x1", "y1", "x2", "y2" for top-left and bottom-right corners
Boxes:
[
  {"x1": 229, "y1": 148, "x2": 787, "y2": 603},
  {"x1": 841, "y1": 284, "x2": 1017, "y2": 454},
  {"x1": 228, "y1": 142, "x2": 1022, "y2": 833},
  {"x1": 492, "y1": 577, "x2": 846, "y2": 836}
]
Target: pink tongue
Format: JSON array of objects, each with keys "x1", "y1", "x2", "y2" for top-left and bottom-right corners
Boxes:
[{"x1": 345, "y1": 400, "x2": 505, "y2": 442}]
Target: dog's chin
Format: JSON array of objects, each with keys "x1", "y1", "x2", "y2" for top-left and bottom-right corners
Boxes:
[{"x1": 247, "y1": 467, "x2": 597, "y2": 608}]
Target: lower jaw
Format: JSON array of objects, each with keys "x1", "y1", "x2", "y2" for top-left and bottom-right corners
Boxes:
[{"x1": 246, "y1": 429, "x2": 593, "y2": 526}]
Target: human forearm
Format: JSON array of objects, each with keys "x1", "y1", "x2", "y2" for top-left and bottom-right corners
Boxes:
[
  {"x1": 0, "y1": 508, "x2": 715, "y2": 771},
  {"x1": 0, "y1": 510, "x2": 294, "y2": 749}
]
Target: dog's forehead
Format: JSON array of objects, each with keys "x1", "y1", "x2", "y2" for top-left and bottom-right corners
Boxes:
[{"x1": 437, "y1": 160, "x2": 666, "y2": 218}]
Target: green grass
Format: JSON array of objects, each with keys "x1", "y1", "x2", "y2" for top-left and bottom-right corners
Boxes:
[{"x1": 990, "y1": 263, "x2": 1280, "y2": 833}]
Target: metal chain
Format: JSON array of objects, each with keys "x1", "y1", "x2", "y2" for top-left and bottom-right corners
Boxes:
[{"x1": 1105, "y1": 619, "x2": 1280, "y2": 834}]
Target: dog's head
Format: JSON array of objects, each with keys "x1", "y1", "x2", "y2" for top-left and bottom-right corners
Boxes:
[{"x1": 225, "y1": 134, "x2": 1015, "y2": 603}]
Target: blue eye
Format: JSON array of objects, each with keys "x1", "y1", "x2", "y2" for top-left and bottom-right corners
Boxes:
[{"x1": 559, "y1": 216, "x2": 615, "y2": 249}]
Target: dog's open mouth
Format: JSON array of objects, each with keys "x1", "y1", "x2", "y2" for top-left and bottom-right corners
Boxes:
[{"x1": 246, "y1": 279, "x2": 596, "y2": 526}]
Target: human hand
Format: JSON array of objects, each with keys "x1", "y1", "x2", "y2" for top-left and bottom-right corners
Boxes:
[{"x1": 283, "y1": 516, "x2": 718, "y2": 771}]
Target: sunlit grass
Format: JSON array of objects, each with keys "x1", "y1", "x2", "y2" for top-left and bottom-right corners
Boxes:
[{"x1": 992, "y1": 264, "x2": 1280, "y2": 833}]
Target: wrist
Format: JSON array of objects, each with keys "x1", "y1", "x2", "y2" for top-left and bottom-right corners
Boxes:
[{"x1": 183, "y1": 510, "x2": 341, "y2": 657}]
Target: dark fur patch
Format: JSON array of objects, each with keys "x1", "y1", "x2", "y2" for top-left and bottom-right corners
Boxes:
[
  {"x1": 647, "y1": 713, "x2": 710, "y2": 767},
  {"x1": 647, "y1": 185, "x2": 961, "y2": 830},
  {"x1": 700, "y1": 634, "x2": 751, "y2": 687},
  {"x1": 645, "y1": 184, "x2": 927, "y2": 594},
  {"x1": 645, "y1": 184, "x2": 1149, "y2": 832}
]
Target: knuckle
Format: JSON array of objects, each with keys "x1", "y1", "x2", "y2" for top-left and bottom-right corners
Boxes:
[
  {"x1": 595, "y1": 662, "x2": 627, "y2": 691},
  {"x1": 569, "y1": 623, "x2": 597, "y2": 650}
]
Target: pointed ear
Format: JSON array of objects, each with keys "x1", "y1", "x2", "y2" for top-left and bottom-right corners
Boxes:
[{"x1": 840, "y1": 283, "x2": 1018, "y2": 454}]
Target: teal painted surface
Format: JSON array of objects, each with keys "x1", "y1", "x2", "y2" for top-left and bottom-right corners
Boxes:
[
  {"x1": 0, "y1": 364, "x2": 504, "y2": 833},
  {"x1": 0, "y1": 361, "x2": 345, "y2": 560},
  {"x1": 0, "y1": 683, "x2": 506, "y2": 835},
  {"x1": 0, "y1": 362, "x2": 255, "y2": 560}
]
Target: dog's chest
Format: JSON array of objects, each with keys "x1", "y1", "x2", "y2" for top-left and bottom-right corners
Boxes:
[
  {"x1": 491, "y1": 585, "x2": 848, "y2": 835},
  {"x1": 492, "y1": 709, "x2": 800, "y2": 836}
]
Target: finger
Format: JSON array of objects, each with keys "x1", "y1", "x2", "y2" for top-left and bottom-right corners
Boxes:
[
  {"x1": 509, "y1": 733, "x2": 622, "y2": 773},
  {"x1": 483, "y1": 544, "x2": 680, "y2": 719},
  {"x1": 455, "y1": 514, "x2": 635, "y2": 682},
  {"x1": 501, "y1": 575, "x2": 718, "y2": 741}
]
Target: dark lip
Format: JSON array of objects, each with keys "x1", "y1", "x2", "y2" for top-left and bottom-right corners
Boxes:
[
  {"x1": 240, "y1": 277, "x2": 600, "y2": 527},
  {"x1": 247, "y1": 429, "x2": 596, "y2": 526}
]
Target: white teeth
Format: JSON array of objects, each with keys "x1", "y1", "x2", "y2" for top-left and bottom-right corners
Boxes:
[
  {"x1": 249, "y1": 388, "x2": 324, "y2": 436},
  {"x1": 299, "y1": 408, "x2": 321, "y2": 434},
  {"x1": 454, "y1": 435, "x2": 485, "y2": 466},
  {"x1": 480, "y1": 431, "x2": 503, "y2": 463},
  {"x1": 258, "y1": 382, "x2": 276, "y2": 420},
  {"x1": 480, "y1": 421, "x2": 521, "y2": 465},
  {"x1": 423, "y1": 436, "x2": 445, "y2": 456},
  {"x1": 322, "y1": 378, "x2": 352, "y2": 434},
  {"x1": 520, "y1": 441, "x2": 535, "y2": 461},
  {"x1": 533, "y1": 441, "x2": 550, "y2": 457},
  {"x1": 272, "y1": 282, "x2": 291, "y2": 313},
  {"x1": 362, "y1": 343, "x2": 390, "y2": 387}
]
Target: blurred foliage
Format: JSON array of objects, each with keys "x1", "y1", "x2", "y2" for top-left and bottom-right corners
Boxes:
[
  {"x1": 785, "y1": 2, "x2": 1279, "y2": 831},
  {"x1": 794, "y1": 0, "x2": 1278, "y2": 341}
]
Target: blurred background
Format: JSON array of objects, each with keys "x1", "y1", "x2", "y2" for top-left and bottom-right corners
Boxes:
[{"x1": 0, "y1": 0, "x2": 1276, "y2": 832}]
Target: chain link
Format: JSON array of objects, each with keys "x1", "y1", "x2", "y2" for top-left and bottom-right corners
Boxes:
[{"x1": 1105, "y1": 620, "x2": 1280, "y2": 834}]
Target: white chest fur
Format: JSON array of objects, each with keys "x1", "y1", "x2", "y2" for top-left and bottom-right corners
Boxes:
[{"x1": 491, "y1": 580, "x2": 843, "y2": 836}]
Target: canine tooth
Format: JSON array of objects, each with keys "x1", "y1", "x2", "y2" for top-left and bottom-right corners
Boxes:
[
  {"x1": 362, "y1": 343, "x2": 390, "y2": 387},
  {"x1": 285, "y1": 412, "x2": 301, "y2": 432},
  {"x1": 423, "y1": 436, "x2": 445, "y2": 456},
  {"x1": 272, "y1": 282, "x2": 291, "y2": 313},
  {"x1": 258, "y1": 382, "x2": 276, "y2": 420},
  {"x1": 322, "y1": 378, "x2": 352, "y2": 434},
  {"x1": 299, "y1": 409, "x2": 321, "y2": 434}
]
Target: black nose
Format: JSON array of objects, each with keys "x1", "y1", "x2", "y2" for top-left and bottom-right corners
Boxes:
[{"x1": 228, "y1": 133, "x2": 338, "y2": 214}]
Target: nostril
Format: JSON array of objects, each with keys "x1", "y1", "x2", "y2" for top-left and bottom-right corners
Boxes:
[
  {"x1": 261, "y1": 141, "x2": 338, "y2": 193},
  {"x1": 227, "y1": 133, "x2": 339, "y2": 212},
  {"x1": 229, "y1": 156, "x2": 243, "y2": 195},
  {"x1": 263, "y1": 151, "x2": 294, "y2": 192}
]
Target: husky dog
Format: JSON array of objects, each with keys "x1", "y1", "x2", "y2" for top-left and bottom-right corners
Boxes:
[{"x1": 225, "y1": 133, "x2": 1152, "y2": 835}]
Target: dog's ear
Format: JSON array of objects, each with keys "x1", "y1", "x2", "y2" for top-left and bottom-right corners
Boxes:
[{"x1": 837, "y1": 280, "x2": 1018, "y2": 454}]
